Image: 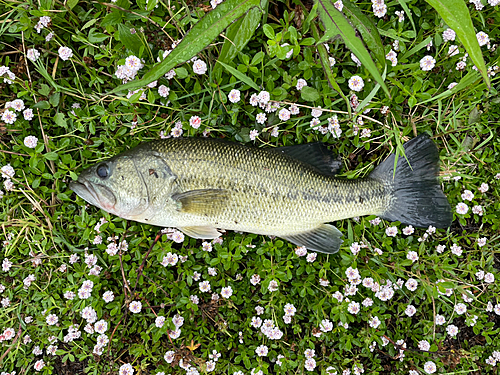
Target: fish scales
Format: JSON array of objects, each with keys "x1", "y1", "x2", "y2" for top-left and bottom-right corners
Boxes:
[
  {"x1": 143, "y1": 138, "x2": 389, "y2": 235},
  {"x1": 70, "y1": 135, "x2": 452, "y2": 254}
]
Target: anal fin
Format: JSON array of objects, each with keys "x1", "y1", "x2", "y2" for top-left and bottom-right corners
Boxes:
[
  {"x1": 179, "y1": 226, "x2": 221, "y2": 239},
  {"x1": 281, "y1": 224, "x2": 343, "y2": 254}
]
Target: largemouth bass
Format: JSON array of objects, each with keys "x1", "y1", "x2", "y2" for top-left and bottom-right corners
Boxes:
[{"x1": 69, "y1": 135, "x2": 452, "y2": 253}]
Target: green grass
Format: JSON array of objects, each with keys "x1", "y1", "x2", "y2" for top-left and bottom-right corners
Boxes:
[{"x1": 0, "y1": 0, "x2": 499, "y2": 374}]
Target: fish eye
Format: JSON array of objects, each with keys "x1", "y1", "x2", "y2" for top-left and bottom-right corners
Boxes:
[{"x1": 96, "y1": 164, "x2": 109, "y2": 179}]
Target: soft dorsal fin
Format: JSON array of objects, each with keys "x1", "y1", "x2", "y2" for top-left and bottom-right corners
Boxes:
[
  {"x1": 274, "y1": 143, "x2": 342, "y2": 176},
  {"x1": 281, "y1": 224, "x2": 343, "y2": 254}
]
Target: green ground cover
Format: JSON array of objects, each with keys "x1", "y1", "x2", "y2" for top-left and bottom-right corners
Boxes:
[{"x1": 0, "y1": 0, "x2": 499, "y2": 373}]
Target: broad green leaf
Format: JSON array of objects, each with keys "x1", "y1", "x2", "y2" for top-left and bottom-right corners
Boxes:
[
  {"x1": 315, "y1": 0, "x2": 390, "y2": 98},
  {"x1": 175, "y1": 67, "x2": 189, "y2": 79},
  {"x1": 147, "y1": 0, "x2": 157, "y2": 11},
  {"x1": 301, "y1": 86, "x2": 320, "y2": 102},
  {"x1": 54, "y1": 113, "x2": 67, "y2": 128},
  {"x1": 341, "y1": 0, "x2": 385, "y2": 67},
  {"x1": 213, "y1": 6, "x2": 263, "y2": 82},
  {"x1": 88, "y1": 28, "x2": 109, "y2": 43},
  {"x1": 49, "y1": 92, "x2": 60, "y2": 107},
  {"x1": 44, "y1": 152, "x2": 59, "y2": 161},
  {"x1": 251, "y1": 51, "x2": 264, "y2": 66},
  {"x1": 262, "y1": 24, "x2": 274, "y2": 39},
  {"x1": 66, "y1": 0, "x2": 78, "y2": 9},
  {"x1": 32, "y1": 100, "x2": 50, "y2": 109},
  {"x1": 81, "y1": 18, "x2": 97, "y2": 31},
  {"x1": 111, "y1": 0, "x2": 261, "y2": 94},
  {"x1": 117, "y1": 23, "x2": 143, "y2": 56},
  {"x1": 425, "y1": 0, "x2": 490, "y2": 88},
  {"x1": 217, "y1": 61, "x2": 260, "y2": 91},
  {"x1": 101, "y1": 10, "x2": 123, "y2": 27}
]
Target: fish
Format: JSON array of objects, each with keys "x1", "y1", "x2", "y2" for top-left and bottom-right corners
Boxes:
[{"x1": 69, "y1": 134, "x2": 452, "y2": 254}]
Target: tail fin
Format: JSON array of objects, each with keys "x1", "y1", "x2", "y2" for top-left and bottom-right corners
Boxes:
[{"x1": 370, "y1": 134, "x2": 452, "y2": 228}]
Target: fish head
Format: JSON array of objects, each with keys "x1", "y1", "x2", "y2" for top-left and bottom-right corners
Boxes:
[{"x1": 70, "y1": 149, "x2": 176, "y2": 221}]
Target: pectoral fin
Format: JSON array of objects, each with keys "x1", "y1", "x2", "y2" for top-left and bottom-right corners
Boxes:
[
  {"x1": 179, "y1": 226, "x2": 221, "y2": 239},
  {"x1": 281, "y1": 224, "x2": 343, "y2": 254},
  {"x1": 173, "y1": 189, "x2": 229, "y2": 214}
]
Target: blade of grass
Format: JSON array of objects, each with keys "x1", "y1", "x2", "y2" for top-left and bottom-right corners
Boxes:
[
  {"x1": 341, "y1": 0, "x2": 386, "y2": 67},
  {"x1": 395, "y1": 0, "x2": 416, "y2": 36},
  {"x1": 315, "y1": 0, "x2": 390, "y2": 98},
  {"x1": 417, "y1": 70, "x2": 481, "y2": 105},
  {"x1": 110, "y1": 0, "x2": 261, "y2": 94},
  {"x1": 357, "y1": 65, "x2": 387, "y2": 113},
  {"x1": 217, "y1": 61, "x2": 260, "y2": 91},
  {"x1": 425, "y1": 0, "x2": 490, "y2": 88},
  {"x1": 401, "y1": 36, "x2": 432, "y2": 60},
  {"x1": 377, "y1": 28, "x2": 412, "y2": 43},
  {"x1": 310, "y1": 21, "x2": 350, "y2": 116},
  {"x1": 213, "y1": 6, "x2": 263, "y2": 83}
]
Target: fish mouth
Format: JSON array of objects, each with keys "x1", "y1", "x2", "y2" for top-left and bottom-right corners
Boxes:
[{"x1": 69, "y1": 178, "x2": 117, "y2": 212}]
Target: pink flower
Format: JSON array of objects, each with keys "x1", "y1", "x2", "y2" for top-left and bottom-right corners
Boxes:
[
  {"x1": 34, "y1": 359, "x2": 45, "y2": 371},
  {"x1": 189, "y1": 115, "x2": 201, "y2": 129}
]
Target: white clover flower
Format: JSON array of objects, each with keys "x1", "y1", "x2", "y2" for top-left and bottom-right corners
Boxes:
[
  {"x1": 296, "y1": 78, "x2": 307, "y2": 90},
  {"x1": 189, "y1": 115, "x2": 201, "y2": 129},
  {"x1": 158, "y1": 85, "x2": 170, "y2": 98},
  {"x1": 119, "y1": 363, "x2": 134, "y2": 375},
  {"x1": 443, "y1": 28, "x2": 456, "y2": 42},
  {"x1": 278, "y1": 108, "x2": 290, "y2": 121},
  {"x1": 255, "y1": 112, "x2": 267, "y2": 124},
  {"x1": 405, "y1": 304, "x2": 416, "y2": 317},
  {"x1": 385, "y1": 226, "x2": 398, "y2": 237},
  {"x1": 24, "y1": 135, "x2": 38, "y2": 149},
  {"x1": 348, "y1": 75, "x2": 364, "y2": 92},
  {"x1": 249, "y1": 129, "x2": 259, "y2": 140},
  {"x1": 1, "y1": 109, "x2": 16, "y2": 124},
  {"x1": 221, "y1": 286, "x2": 233, "y2": 298},
  {"x1": 58, "y1": 46, "x2": 73, "y2": 61},
  {"x1": 27, "y1": 48, "x2": 40, "y2": 62},
  {"x1": 228, "y1": 89, "x2": 241, "y2": 103},
  {"x1": 456, "y1": 202, "x2": 469, "y2": 214},
  {"x1": 476, "y1": 31, "x2": 490, "y2": 47},
  {"x1": 420, "y1": 55, "x2": 436, "y2": 71},
  {"x1": 407, "y1": 251, "x2": 418, "y2": 262},
  {"x1": 255, "y1": 344, "x2": 268, "y2": 356},
  {"x1": 129, "y1": 301, "x2": 142, "y2": 313},
  {"x1": 193, "y1": 59, "x2": 207, "y2": 74}
]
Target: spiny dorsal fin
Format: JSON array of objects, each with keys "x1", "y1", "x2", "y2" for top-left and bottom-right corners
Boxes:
[
  {"x1": 274, "y1": 143, "x2": 341, "y2": 176},
  {"x1": 173, "y1": 189, "x2": 229, "y2": 213},
  {"x1": 281, "y1": 224, "x2": 343, "y2": 254}
]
